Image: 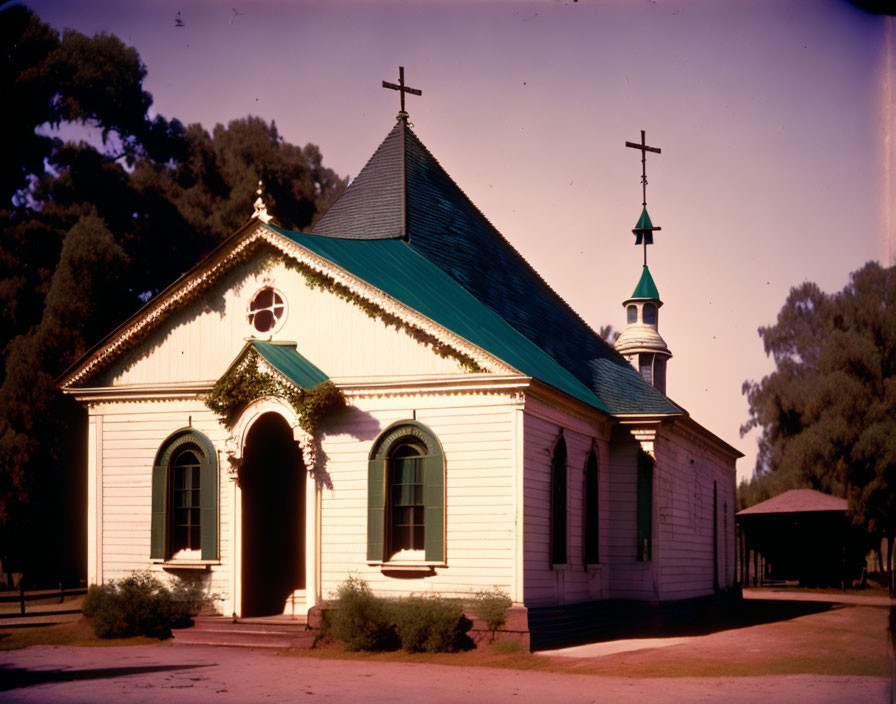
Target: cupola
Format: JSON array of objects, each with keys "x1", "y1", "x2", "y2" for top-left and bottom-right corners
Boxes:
[{"x1": 614, "y1": 265, "x2": 672, "y2": 394}]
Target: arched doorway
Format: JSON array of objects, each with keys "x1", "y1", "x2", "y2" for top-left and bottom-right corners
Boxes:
[{"x1": 240, "y1": 412, "x2": 305, "y2": 617}]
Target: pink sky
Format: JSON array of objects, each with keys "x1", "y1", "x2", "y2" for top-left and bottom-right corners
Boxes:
[{"x1": 21, "y1": 0, "x2": 894, "y2": 481}]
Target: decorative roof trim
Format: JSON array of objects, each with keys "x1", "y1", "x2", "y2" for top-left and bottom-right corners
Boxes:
[
  {"x1": 58, "y1": 220, "x2": 267, "y2": 388},
  {"x1": 59, "y1": 222, "x2": 516, "y2": 389},
  {"x1": 257, "y1": 227, "x2": 516, "y2": 375},
  {"x1": 61, "y1": 380, "x2": 215, "y2": 403}
]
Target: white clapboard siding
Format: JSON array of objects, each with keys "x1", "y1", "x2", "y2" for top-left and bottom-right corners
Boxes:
[
  {"x1": 318, "y1": 393, "x2": 518, "y2": 600},
  {"x1": 522, "y1": 398, "x2": 609, "y2": 607},
  {"x1": 654, "y1": 428, "x2": 738, "y2": 600},
  {"x1": 92, "y1": 401, "x2": 233, "y2": 602},
  {"x1": 103, "y1": 258, "x2": 465, "y2": 387},
  {"x1": 606, "y1": 432, "x2": 659, "y2": 601}
]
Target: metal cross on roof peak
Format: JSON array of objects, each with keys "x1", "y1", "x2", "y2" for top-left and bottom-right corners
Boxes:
[
  {"x1": 626, "y1": 130, "x2": 662, "y2": 266},
  {"x1": 626, "y1": 130, "x2": 661, "y2": 208},
  {"x1": 382, "y1": 66, "x2": 422, "y2": 122}
]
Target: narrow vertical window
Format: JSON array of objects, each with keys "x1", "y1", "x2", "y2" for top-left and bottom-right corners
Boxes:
[
  {"x1": 389, "y1": 442, "x2": 426, "y2": 555},
  {"x1": 551, "y1": 435, "x2": 567, "y2": 565},
  {"x1": 713, "y1": 481, "x2": 719, "y2": 591},
  {"x1": 171, "y1": 449, "x2": 201, "y2": 553},
  {"x1": 639, "y1": 353, "x2": 654, "y2": 386},
  {"x1": 584, "y1": 447, "x2": 599, "y2": 565},
  {"x1": 637, "y1": 450, "x2": 653, "y2": 561}
]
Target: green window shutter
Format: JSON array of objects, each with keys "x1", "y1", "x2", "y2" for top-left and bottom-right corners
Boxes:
[
  {"x1": 200, "y1": 451, "x2": 218, "y2": 560},
  {"x1": 150, "y1": 464, "x2": 167, "y2": 559},
  {"x1": 423, "y1": 452, "x2": 444, "y2": 562},
  {"x1": 367, "y1": 457, "x2": 385, "y2": 561},
  {"x1": 637, "y1": 451, "x2": 653, "y2": 561}
]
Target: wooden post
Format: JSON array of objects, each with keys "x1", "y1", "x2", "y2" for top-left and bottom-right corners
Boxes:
[{"x1": 19, "y1": 580, "x2": 25, "y2": 615}]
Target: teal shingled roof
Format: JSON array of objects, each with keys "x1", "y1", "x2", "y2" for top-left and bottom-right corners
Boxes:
[
  {"x1": 310, "y1": 121, "x2": 679, "y2": 416},
  {"x1": 268, "y1": 224, "x2": 610, "y2": 413},
  {"x1": 631, "y1": 266, "x2": 661, "y2": 301},
  {"x1": 250, "y1": 340, "x2": 329, "y2": 388}
]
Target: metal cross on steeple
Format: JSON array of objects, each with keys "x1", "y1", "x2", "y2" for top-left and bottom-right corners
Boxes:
[
  {"x1": 625, "y1": 129, "x2": 662, "y2": 266},
  {"x1": 382, "y1": 66, "x2": 422, "y2": 122}
]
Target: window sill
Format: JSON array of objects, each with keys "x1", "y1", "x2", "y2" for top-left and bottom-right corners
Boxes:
[
  {"x1": 368, "y1": 561, "x2": 444, "y2": 573},
  {"x1": 155, "y1": 560, "x2": 220, "y2": 571},
  {"x1": 551, "y1": 563, "x2": 569, "y2": 571}
]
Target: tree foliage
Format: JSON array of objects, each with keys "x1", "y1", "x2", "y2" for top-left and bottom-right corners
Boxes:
[
  {"x1": 740, "y1": 262, "x2": 896, "y2": 587},
  {"x1": 0, "y1": 6, "x2": 346, "y2": 582}
]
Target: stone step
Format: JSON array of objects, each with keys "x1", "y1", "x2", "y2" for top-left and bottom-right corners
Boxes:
[
  {"x1": 190, "y1": 616, "x2": 308, "y2": 633},
  {"x1": 173, "y1": 616, "x2": 316, "y2": 649}
]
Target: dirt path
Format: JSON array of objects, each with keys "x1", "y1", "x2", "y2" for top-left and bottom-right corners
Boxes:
[{"x1": 0, "y1": 643, "x2": 889, "y2": 704}]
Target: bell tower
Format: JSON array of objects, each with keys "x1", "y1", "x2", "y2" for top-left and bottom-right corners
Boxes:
[{"x1": 614, "y1": 266, "x2": 672, "y2": 394}]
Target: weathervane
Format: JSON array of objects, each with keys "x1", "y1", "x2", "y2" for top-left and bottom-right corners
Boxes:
[
  {"x1": 382, "y1": 66, "x2": 422, "y2": 122},
  {"x1": 625, "y1": 130, "x2": 662, "y2": 266}
]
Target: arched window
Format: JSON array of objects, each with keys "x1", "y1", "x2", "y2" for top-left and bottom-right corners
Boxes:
[
  {"x1": 626, "y1": 305, "x2": 638, "y2": 324},
  {"x1": 637, "y1": 449, "x2": 653, "y2": 561},
  {"x1": 584, "y1": 446, "x2": 599, "y2": 565},
  {"x1": 151, "y1": 429, "x2": 218, "y2": 561},
  {"x1": 551, "y1": 434, "x2": 567, "y2": 565},
  {"x1": 368, "y1": 421, "x2": 444, "y2": 563},
  {"x1": 642, "y1": 302, "x2": 658, "y2": 326}
]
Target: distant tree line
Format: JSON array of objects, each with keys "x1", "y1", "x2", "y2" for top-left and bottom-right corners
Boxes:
[
  {"x1": 740, "y1": 262, "x2": 895, "y2": 594},
  {"x1": 0, "y1": 6, "x2": 347, "y2": 584}
]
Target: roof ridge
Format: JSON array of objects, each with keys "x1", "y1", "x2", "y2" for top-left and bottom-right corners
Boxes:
[{"x1": 402, "y1": 125, "x2": 624, "y2": 363}]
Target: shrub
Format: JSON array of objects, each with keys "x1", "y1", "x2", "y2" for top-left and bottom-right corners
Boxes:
[
  {"x1": 392, "y1": 594, "x2": 472, "y2": 653},
  {"x1": 470, "y1": 587, "x2": 512, "y2": 641},
  {"x1": 82, "y1": 571, "x2": 205, "y2": 639},
  {"x1": 327, "y1": 575, "x2": 397, "y2": 651}
]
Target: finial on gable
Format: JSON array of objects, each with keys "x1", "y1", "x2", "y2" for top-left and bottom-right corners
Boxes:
[{"x1": 252, "y1": 179, "x2": 272, "y2": 223}]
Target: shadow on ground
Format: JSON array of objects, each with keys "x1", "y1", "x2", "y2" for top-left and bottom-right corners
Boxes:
[
  {"x1": 0, "y1": 663, "x2": 213, "y2": 691},
  {"x1": 529, "y1": 597, "x2": 840, "y2": 651}
]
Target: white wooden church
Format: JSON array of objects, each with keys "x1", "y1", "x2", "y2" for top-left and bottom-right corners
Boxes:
[{"x1": 59, "y1": 98, "x2": 740, "y2": 646}]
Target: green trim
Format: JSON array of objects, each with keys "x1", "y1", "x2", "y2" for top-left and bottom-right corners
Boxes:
[
  {"x1": 151, "y1": 429, "x2": 219, "y2": 561},
  {"x1": 368, "y1": 420, "x2": 445, "y2": 563},
  {"x1": 250, "y1": 341, "x2": 329, "y2": 389},
  {"x1": 637, "y1": 450, "x2": 653, "y2": 561},
  {"x1": 631, "y1": 266, "x2": 661, "y2": 301},
  {"x1": 634, "y1": 206, "x2": 654, "y2": 232}
]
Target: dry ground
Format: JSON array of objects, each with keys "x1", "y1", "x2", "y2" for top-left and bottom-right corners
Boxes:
[
  {"x1": 0, "y1": 599, "x2": 890, "y2": 703},
  {"x1": 289, "y1": 601, "x2": 890, "y2": 678}
]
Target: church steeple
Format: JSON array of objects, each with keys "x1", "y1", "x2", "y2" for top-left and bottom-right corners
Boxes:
[
  {"x1": 615, "y1": 129, "x2": 671, "y2": 394},
  {"x1": 614, "y1": 266, "x2": 672, "y2": 394}
]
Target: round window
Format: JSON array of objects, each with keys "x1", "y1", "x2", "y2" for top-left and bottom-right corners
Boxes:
[{"x1": 247, "y1": 287, "x2": 286, "y2": 333}]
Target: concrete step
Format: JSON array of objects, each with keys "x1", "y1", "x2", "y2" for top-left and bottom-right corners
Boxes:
[{"x1": 173, "y1": 616, "x2": 316, "y2": 649}]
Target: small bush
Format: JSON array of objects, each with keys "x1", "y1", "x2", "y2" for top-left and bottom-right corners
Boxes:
[
  {"x1": 491, "y1": 639, "x2": 523, "y2": 654},
  {"x1": 470, "y1": 587, "x2": 512, "y2": 641},
  {"x1": 82, "y1": 571, "x2": 205, "y2": 639},
  {"x1": 327, "y1": 575, "x2": 398, "y2": 651},
  {"x1": 392, "y1": 595, "x2": 472, "y2": 653}
]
